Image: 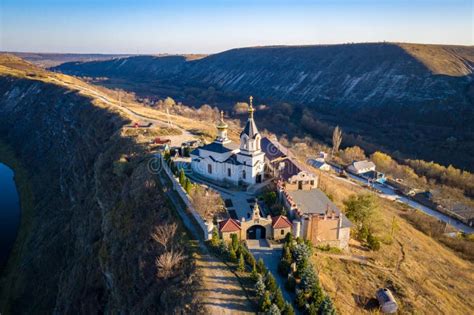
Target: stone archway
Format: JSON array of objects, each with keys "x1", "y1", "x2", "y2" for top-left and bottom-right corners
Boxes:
[{"x1": 246, "y1": 225, "x2": 266, "y2": 239}]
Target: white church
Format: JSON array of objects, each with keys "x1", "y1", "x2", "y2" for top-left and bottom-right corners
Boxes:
[{"x1": 190, "y1": 97, "x2": 265, "y2": 187}]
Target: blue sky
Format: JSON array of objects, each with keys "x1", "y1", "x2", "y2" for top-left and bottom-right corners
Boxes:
[{"x1": 0, "y1": 0, "x2": 472, "y2": 54}]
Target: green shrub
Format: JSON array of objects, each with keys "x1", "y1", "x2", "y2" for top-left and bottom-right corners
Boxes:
[
  {"x1": 274, "y1": 288, "x2": 285, "y2": 309},
  {"x1": 228, "y1": 246, "x2": 237, "y2": 262},
  {"x1": 265, "y1": 273, "x2": 278, "y2": 293},
  {"x1": 295, "y1": 289, "x2": 307, "y2": 309},
  {"x1": 319, "y1": 295, "x2": 337, "y2": 315},
  {"x1": 251, "y1": 262, "x2": 259, "y2": 281},
  {"x1": 367, "y1": 232, "x2": 381, "y2": 251},
  {"x1": 257, "y1": 258, "x2": 267, "y2": 274},
  {"x1": 259, "y1": 291, "x2": 272, "y2": 312},
  {"x1": 237, "y1": 253, "x2": 245, "y2": 272},
  {"x1": 282, "y1": 302, "x2": 295, "y2": 315}
]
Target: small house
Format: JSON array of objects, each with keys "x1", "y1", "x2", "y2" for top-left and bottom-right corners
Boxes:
[
  {"x1": 271, "y1": 215, "x2": 292, "y2": 240},
  {"x1": 218, "y1": 218, "x2": 241, "y2": 242},
  {"x1": 308, "y1": 158, "x2": 332, "y2": 172},
  {"x1": 347, "y1": 160, "x2": 376, "y2": 174}
]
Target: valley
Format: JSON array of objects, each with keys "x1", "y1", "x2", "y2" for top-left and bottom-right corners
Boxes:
[
  {"x1": 1, "y1": 51, "x2": 473, "y2": 314},
  {"x1": 51, "y1": 43, "x2": 474, "y2": 171}
]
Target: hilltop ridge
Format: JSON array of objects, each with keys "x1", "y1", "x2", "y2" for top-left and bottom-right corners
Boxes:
[{"x1": 54, "y1": 42, "x2": 474, "y2": 170}]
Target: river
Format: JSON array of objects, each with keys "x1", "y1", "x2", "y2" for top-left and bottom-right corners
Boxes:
[{"x1": 0, "y1": 162, "x2": 21, "y2": 267}]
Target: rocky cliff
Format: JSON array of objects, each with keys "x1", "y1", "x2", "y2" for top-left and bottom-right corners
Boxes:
[
  {"x1": 55, "y1": 43, "x2": 474, "y2": 170},
  {"x1": 0, "y1": 55, "x2": 198, "y2": 314},
  {"x1": 56, "y1": 43, "x2": 473, "y2": 126}
]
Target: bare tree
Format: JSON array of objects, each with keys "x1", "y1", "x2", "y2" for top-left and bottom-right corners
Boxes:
[
  {"x1": 155, "y1": 249, "x2": 186, "y2": 279},
  {"x1": 189, "y1": 185, "x2": 225, "y2": 220},
  {"x1": 152, "y1": 222, "x2": 178, "y2": 251},
  {"x1": 332, "y1": 126, "x2": 342, "y2": 156}
]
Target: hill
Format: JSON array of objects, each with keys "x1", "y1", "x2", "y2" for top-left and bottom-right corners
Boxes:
[
  {"x1": 54, "y1": 43, "x2": 474, "y2": 170},
  {"x1": 0, "y1": 54, "x2": 205, "y2": 313}
]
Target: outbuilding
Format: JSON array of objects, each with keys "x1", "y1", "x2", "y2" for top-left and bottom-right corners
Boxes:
[{"x1": 376, "y1": 288, "x2": 398, "y2": 314}]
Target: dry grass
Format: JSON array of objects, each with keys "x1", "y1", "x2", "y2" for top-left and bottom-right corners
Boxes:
[
  {"x1": 398, "y1": 43, "x2": 473, "y2": 77},
  {"x1": 313, "y1": 171, "x2": 474, "y2": 314}
]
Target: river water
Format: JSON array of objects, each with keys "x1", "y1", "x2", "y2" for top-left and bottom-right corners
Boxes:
[{"x1": 0, "y1": 162, "x2": 21, "y2": 266}]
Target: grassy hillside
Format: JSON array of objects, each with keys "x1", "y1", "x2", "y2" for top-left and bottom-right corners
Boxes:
[{"x1": 53, "y1": 43, "x2": 474, "y2": 171}]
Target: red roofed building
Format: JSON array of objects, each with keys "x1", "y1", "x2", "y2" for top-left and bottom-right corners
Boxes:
[
  {"x1": 216, "y1": 203, "x2": 293, "y2": 241},
  {"x1": 218, "y1": 218, "x2": 241, "y2": 241},
  {"x1": 272, "y1": 215, "x2": 292, "y2": 240}
]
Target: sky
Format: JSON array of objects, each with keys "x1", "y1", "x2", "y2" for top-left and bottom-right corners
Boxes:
[{"x1": 0, "y1": 0, "x2": 472, "y2": 54}]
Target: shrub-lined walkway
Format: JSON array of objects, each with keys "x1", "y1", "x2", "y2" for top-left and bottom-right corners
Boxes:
[{"x1": 156, "y1": 164, "x2": 253, "y2": 314}]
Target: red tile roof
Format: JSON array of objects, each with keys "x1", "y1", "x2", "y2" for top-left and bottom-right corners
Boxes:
[
  {"x1": 218, "y1": 218, "x2": 241, "y2": 233},
  {"x1": 271, "y1": 215, "x2": 292, "y2": 229}
]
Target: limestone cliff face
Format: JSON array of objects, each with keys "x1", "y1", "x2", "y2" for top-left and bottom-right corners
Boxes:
[
  {"x1": 56, "y1": 43, "x2": 474, "y2": 127},
  {"x1": 0, "y1": 64, "x2": 196, "y2": 313}
]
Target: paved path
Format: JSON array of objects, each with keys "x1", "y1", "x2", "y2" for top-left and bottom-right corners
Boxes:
[
  {"x1": 248, "y1": 240, "x2": 299, "y2": 313},
  {"x1": 195, "y1": 253, "x2": 254, "y2": 315},
  {"x1": 156, "y1": 162, "x2": 253, "y2": 314}
]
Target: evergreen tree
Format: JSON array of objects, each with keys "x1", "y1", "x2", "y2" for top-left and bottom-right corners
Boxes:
[
  {"x1": 307, "y1": 303, "x2": 319, "y2": 315},
  {"x1": 257, "y1": 258, "x2": 267, "y2": 274},
  {"x1": 228, "y1": 246, "x2": 237, "y2": 262},
  {"x1": 282, "y1": 302, "x2": 295, "y2": 315},
  {"x1": 231, "y1": 233, "x2": 239, "y2": 251},
  {"x1": 255, "y1": 274, "x2": 266, "y2": 297},
  {"x1": 295, "y1": 289, "x2": 307, "y2": 310},
  {"x1": 185, "y1": 178, "x2": 193, "y2": 193},
  {"x1": 319, "y1": 296, "x2": 337, "y2": 315},
  {"x1": 283, "y1": 245, "x2": 292, "y2": 262},
  {"x1": 251, "y1": 262, "x2": 259, "y2": 281},
  {"x1": 301, "y1": 266, "x2": 318, "y2": 292},
  {"x1": 211, "y1": 227, "x2": 219, "y2": 247},
  {"x1": 259, "y1": 291, "x2": 272, "y2": 312},
  {"x1": 273, "y1": 288, "x2": 285, "y2": 310},
  {"x1": 284, "y1": 232, "x2": 294, "y2": 245},
  {"x1": 218, "y1": 239, "x2": 227, "y2": 255},
  {"x1": 237, "y1": 253, "x2": 245, "y2": 272},
  {"x1": 266, "y1": 304, "x2": 281, "y2": 315},
  {"x1": 310, "y1": 285, "x2": 324, "y2": 310},
  {"x1": 265, "y1": 273, "x2": 278, "y2": 294},
  {"x1": 179, "y1": 168, "x2": 185, "y2": 185}
]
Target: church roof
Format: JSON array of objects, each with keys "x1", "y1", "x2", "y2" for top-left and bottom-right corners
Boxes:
[
  {"x1": 218, "y1": 218, "x2": 241, "y2": 233},
  {"x1": 241, "y1": 118, "x2": 259, "y2": 139},
  {"x1": 191, "y1": 141, "x2": 239, "y2": 155},
  {"x1": 240, "y1": 96, "x2": 260, "y2": 139},
  {"x1": 261, "y1": 137, "x2": 286, "y2": 161},
  {"x1": 272, "y1": 215, "x2": 292, "y2": 229}
]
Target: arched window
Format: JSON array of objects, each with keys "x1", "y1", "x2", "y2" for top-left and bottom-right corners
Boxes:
[
  {"x1": 242, "y1": 170, "x2": 246, "y2": 179},
  {"x1": 208, "y1": 164, "x2": 212, "y2": 174},
  {"x1": 255, "y1": 135, "x2": 261, "y2": 150},
  {"x1": 241, "y1": 135, "x2": 248, "y2": 150}
]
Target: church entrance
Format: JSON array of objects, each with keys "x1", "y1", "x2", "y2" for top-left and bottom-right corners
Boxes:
[{"x1": 246, "y1": 225, "x2": 266, "y2": 239}]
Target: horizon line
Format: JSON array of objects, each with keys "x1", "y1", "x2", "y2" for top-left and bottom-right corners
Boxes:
[{"x1": 2, "y1": 41, "x2": 473, "y2": 56}]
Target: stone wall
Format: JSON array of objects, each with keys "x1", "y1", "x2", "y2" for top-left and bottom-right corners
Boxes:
[{"x1": 161, "y1": 155, "x2": 212, "y2": 240}]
